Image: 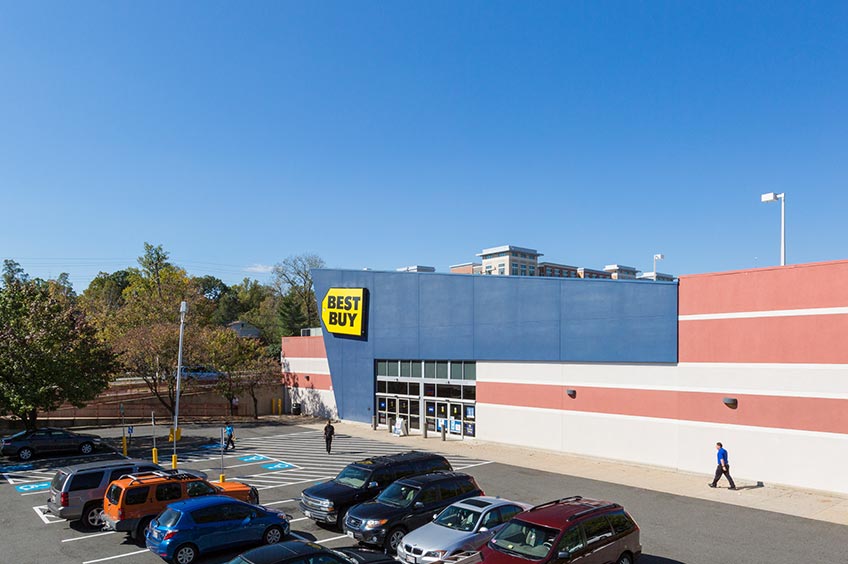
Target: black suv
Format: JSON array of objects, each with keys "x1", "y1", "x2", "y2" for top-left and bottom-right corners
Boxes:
[
  {"x1": 300, "y1": 451, "x2": 451, "y2": 528},
  {"x1": 343, "y1": 472, "x2": 484, "y2": 553}
]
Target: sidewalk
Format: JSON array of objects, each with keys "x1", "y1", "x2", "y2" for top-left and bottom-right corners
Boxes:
[{"x1": 299, "y1": 418, "x2": 848, "y2": 527}]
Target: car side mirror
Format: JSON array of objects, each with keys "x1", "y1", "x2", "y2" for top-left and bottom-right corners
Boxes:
[
  {"x1": 557, "y1": 550, "x2": 571, "y2": 561},
  {"x1": 368, "y1": 481, "x2": 379, "y2": 489},
  {"x1": 414, "y1": 501, "x2": 424, "y2": 509},
  {"x1": 478, "y1": 526, "x2": 489, "y2": 533}
]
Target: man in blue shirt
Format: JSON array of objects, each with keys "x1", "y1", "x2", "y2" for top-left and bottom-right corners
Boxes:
[
  {"x1": 225, "y1": 422, "x2": 236, "y2": 450},
  {"x1": 709, "y1": 442, "x2": 736, "y2": 490}
]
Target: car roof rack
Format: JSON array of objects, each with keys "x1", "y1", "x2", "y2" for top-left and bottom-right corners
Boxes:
[
  {"x1": 529, "y1": 496, "x2": 583, "y2": 511},
  {"x1": 567, "y1": 503, "x2": 620, "y2": 521},
  {"x1": 125, "y1": 470, "x2": 201, "y2": 484}
]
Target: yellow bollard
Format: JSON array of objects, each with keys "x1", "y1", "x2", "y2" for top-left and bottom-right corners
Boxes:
[
  {"x1": 121, "y1": 436, "x2": 128, "y2": 457},
  {"x1": 152, "y1": 447, "x2": 159, "y2": 464},
  {"x1": 219, "y1": 474, "x2": 226, "y2": 483},
  {"x1": 171, "y1": 454, "x2": 178, "y2": 470},
  {"x1": 277, "y1": 398, "x2": 282, "y2": 415}
]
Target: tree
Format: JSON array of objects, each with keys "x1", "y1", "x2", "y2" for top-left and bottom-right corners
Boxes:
[
  {"x1": 78, "y1": 270, "x2": 131, "y2": 340},
  {"x1": 272, "y1": 254, "x2": 325, "y2": 329},
  {"x1": 278, "y1": 289, "x2": 306, "y2": 337},
  {"x1": 0, "y1": 263, "x2": 116, "y2": 429},
  {"x1": 138, "y1": 242, "x2": 171, "y2": 301},
  {"x1": 242, "y1": 355, "x2": 281, "y2": 420}
]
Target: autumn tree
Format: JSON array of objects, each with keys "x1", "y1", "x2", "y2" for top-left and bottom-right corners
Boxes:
[
  {"x1": 272, "y1": 254, "x2": 325, "y2": 330},
  {"x1": 0, "y1": 261, "x2": 116, "y2": 429}
]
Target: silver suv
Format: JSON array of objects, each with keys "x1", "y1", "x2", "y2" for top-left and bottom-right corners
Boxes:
[{"x1": 47, "y1": 459, "x2": 161, "y2": 529}]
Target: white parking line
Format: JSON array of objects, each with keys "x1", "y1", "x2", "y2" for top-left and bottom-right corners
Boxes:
[
  {"x1": 82, "y1": 549, "x2": 149, "y2": 564},
  {"x1": 62, "y1": 531, "x2": 116, "y2": 542},
  {"x1": 315, "y1": 534, "x2": 349, "y2": 543},
  {"x1": 22, "y1": 490, "x2": 52, "y2": 496},
  {"x1": 254, "y1": 476, "x2": 334, "y2": 490},
  {"x1": 453, "y1": 461, "x2": 494, "y2": 471},
  {"x1": 261, "y1": 498, "x2": 297, "y2": 506},
  {"x1": 33, "y1": 505, "x2": 52, "y2": 524},
  {"x1": 290, "y1": 517, "x2": 309, "y2": 522}
]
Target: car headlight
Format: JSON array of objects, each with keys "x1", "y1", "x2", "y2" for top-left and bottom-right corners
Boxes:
[
  {"x1": 424, "y1": 551, "x2": 447, "y2": 559},
  {"x1": 364, "y1": 518, "x2": 388, "y2": 528},
  {"x1": 323, "y1": 501, "x2": 334, "y2": 510}
]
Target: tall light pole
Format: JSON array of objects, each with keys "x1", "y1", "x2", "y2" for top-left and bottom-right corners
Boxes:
[
  {"x1": 172, "y1": 301, "x2": 188, "y2": 469},
  {"x1": 653, "y1": 254, "x2": 664, "y2": 279},
  {"x1": 760, "y1": 192, "x2": 786, "y2": 266}
]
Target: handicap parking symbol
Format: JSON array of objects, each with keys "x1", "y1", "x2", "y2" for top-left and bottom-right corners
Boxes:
[
  {"x1": 262, "y1": 462, "x2": 294, "y2": 471},
  {"x1": 239, "y1": 455, "x2": 269, "y2": 462},
  {"x1": 16, "y1": 482, "x2": 50, "y2": 493}
]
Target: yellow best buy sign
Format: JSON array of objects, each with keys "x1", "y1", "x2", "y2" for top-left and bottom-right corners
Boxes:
[{"x1": 321, "y1": 288, "x2": 367, "y2": 337}]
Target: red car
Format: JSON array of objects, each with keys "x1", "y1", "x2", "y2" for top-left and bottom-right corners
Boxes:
[{"x1": 480, "y1": 496, "x2": 641, "y2": 564}]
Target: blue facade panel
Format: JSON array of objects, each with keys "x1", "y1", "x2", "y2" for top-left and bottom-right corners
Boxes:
[{"x1": 312, "y1": 269, "x2": 678, "y2": 423}]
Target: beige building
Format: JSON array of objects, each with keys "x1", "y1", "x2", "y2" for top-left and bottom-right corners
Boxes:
[{"x1": 477, "y1": 245, "x2": 542, "y2": 276}]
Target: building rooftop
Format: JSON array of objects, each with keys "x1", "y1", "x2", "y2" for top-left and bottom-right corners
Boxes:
[{"x1": 477, "y1": 245, "x2": 543, "y2": 257}]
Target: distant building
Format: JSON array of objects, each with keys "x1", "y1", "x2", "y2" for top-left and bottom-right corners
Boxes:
[
  {"x1": 450, "y1": 262, "x2": 482, "y2": 275},
  {"x1": 604, "y1": 264, "x2": 639, "y2": 280},
  {"x1": 578, "y1": 267, "x2": 612, "y2": 279},
  {"x1": 638, "y1": 272, "x2": 676, "y2": 282},
  {"x1": 227, "y1": 321, "x2": 261, "y2": 338},
  {"x1": 396, "y1": 265, "x2": 436, "y2": 273},
  {"x1": 477, "y1": 245, "x2": 542, "y2": 276},
  {"x1": 537, "y1": 262, "x2": 580, "y2": 278}
]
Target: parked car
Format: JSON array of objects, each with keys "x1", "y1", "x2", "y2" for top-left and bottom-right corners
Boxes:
[
  {"x1": 145, "y1": 495, "x2": 290, "y2": 564},
  {"x1": 343, "y1": 472, "x2": 484, "y2": 553},
  {"x1": 0, "y1": 427, "x2": 103, "y2": 461},
  {"x1": 102, "y1": 470, "x2": 259, "y2": 540},
  {"x1": 300, "y1": 451, "x2": 451, "y2": 527},
  {"x1": 181, "y1": 366, "x2": 223, "y2": 381},
  {"x1": 225, "y1": 539, "x2": 397, "y2": 564},
  {"x1": 397, "y1": 496, "x2": 531, "y2": 564},
  {"x1": 480, "y1": 496, "x2": 641, "y2": 564},
  {"x1": 46, "y1": 458, "x2": 163, "y2": 529}
]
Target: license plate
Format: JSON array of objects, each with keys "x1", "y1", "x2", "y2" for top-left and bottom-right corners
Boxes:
[{"x1": 346, "y1": 531, "x2": 354, "y2": 538}]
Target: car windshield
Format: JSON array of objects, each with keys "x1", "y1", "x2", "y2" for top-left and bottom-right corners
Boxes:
[
  {"x1": 157, "y1": 508, "x2": 181, "y2": 528},
  {"x1": 334, "y1": 466, "x2": 372, "y2": 488},
  {"x1": 8, "y1": 430, "x2": 28, "y2": 439},
  {"x1": 435, "y1": 505, "x2": 482, "y2": 532},
  {"x1": 328, "y1": 548, "x2": 359, "y2": 564},
  {"x1": 377, "y1": 482, "x2": 420, "y2": 508},
  {"x1": 490, "y1": 520, "x2": 559, "y2": 560}
]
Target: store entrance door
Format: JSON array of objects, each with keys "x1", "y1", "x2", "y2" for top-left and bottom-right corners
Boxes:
[
  {"x1": 425, "y1": 401, "x2": 474, "y2": 436},
  {"x1": 376, "y1": 396, "x2": 421, "y2": 431}
]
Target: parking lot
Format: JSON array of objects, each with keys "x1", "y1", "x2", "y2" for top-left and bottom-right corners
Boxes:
[{"x1": 1, "y1": 423, "x2": 846, "y2": 564}]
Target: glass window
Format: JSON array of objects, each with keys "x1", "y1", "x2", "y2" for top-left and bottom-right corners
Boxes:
[
  {"x1": 423, "y1": 456, "x2": 451, "y2": 473},
  {"x1": 450, "y1": 363, "x2": 463, "y2": 380},
  {"x1": 156, "y1": 482, "x2": 183, "y2": 502},
  {"x1": 408, "y1": 381, "x2": 420, "y2": 397},
  {"x1": 582, "y1": 515, "x2": 614, "y2": 545},
  {"x1": 529, "y1": 266, "x2": 536, "y2": 275},
  {"x1": 69, "y1": 471, "x2": 104, "y2": 492},
  {"x1": 464, "y1": 363, "x2": 476, "y2": 381},
  {"x1": 191, "y1": 505, "x2": 225, "y2": 525},
  {"x1": 411, "y1": 362, "x2": 422, "y2": 378},
  {"x1": 125, "y1": 486, "x2": 149, "y2": 505},
  {"x1": 500, "y1": 505, "x2": 524, "y2": 523},
  {"x1": 387, "y1": 398, "x2": 396, "y2": 412},
  {"x1": 512, "y1": 265, "x2": 519, "y2": 275},
  {"x1": 491, "y1": 520, "x2": 559, "y2": 560},
  {"x1": 377, "y1": 380, "x2": 387, "y2": 393},
  {"x1": 157, "y1": 508, "x2": 181, "y2": 528},
  {"x1": 309, "y1": 555, "x2": 347, "y2": 564},
  {"x1": 108, "y1": 467, "x2": 133, "y2": 484},
  {"x1": 439, "y1": 480, "x2": 460, "y2": 500},
  {"x1": 377, "y1": 361, "x2": 388, "y2": 376},
  {"x1": 377, "y1": 483, "x2": 420, "y2": 507},
  {"x1": 480, "y1": 508, "x2": 501, "y2": 529},
  {"x1": 437, "y1": 404, "x2": 448, "y2": 417},
  {"x1": 437, "y1": 384, "x2": 461, "y2": 399},
  {"x1": 425, "y1": 401, "x2": 436, "y2": 416},
  {"x1": 387, "y1": 381, "x2": 408, "y2": 395},
  {"x1": 400, "y1": 361, "x2": 411, "y2": 377},
  {"x1": 388, "y1": 361, "x2": 399, "y2": 377},
  {"x1": 606, "y1": 511, "x2": 635, "y2": 534},
  {"x1": 436, "y1": 504, "x2": 481, "y2": 532},
  {"x1": 520, "y1": 265, "x2": 527, "y2": 275},
  {"x1": 186, "y1": 481, "x2": 217, "y2": 497},
  {"x1": 424, "y1": 384, "x2": 436, "y2": 397},
  {"x1": 463, "y1": 386, "x2": 476, "y2": 401},
  {"x1": 456, "y1": 477, "x2": 477, "y2": 495},
  {"x1": 436, "y1": 362, "x2": 448, "y2": 379},
  {"x1": 557, "y1": 526, "x2": 585, "y2": 554},
  {"x1": 333, "y1": 466, "x2": 372, "y2": 489},
  {"x1": 417, "y1": 486, "x2": 440, "y2": 505},
  {"x1": 409, "y1": 401, "x2": 420, "y2": 415},
  {"x1": 450, "y1": 404, "x2": 462, "y2": 418},
  {"x1": 424, "y1": 362, "x2": 436, "y2": 379},
  {"x1": 225, "y1": 503, "x2": 253, "y2": 520}
]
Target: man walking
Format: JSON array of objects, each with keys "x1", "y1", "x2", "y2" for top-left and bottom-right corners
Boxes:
[
  {"x1": 225, "y1": 421, "x2": 236, "y2": 451},
  {"x1": 323, "y1": 419, "x2": 335, "y2": 454},
  {"x1": 709, "y1": 442, "x2": 736, "y2": 490}
]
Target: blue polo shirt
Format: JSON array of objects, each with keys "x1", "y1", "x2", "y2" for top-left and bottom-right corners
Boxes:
[{"x1": 717, "y1": 447, "x2": 729, "y2": 465}]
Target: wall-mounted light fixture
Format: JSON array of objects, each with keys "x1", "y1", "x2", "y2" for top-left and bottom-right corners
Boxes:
[
  {"x1": 722, "y1": 397, "x2": 738, "y2": 409},
  {"x1": 566, "y1": 389, "x2": 577, "y2": 398}
]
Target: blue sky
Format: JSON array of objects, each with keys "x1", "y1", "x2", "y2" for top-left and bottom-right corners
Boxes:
[{"x1": 1, "y1": 2, "x2": 846, "y2": 289}]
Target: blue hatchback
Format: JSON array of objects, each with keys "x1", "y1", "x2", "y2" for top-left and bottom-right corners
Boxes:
[{"x1": 145, "y1": 495, "x2": 291, "y2": 564}]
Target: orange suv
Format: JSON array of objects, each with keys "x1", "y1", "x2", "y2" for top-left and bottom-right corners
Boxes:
[{"x1": 102, "y1": 470, "x2": 259, "y2": 539}]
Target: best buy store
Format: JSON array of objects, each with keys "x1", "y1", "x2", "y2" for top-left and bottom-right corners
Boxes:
[{"x1": 282, "y1": 263, "x2": 848, "y2": 494}]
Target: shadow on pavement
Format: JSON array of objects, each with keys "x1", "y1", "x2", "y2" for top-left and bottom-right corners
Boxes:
[{"x1": 640, "y1": 555, "x2": 687, "y2": 564}]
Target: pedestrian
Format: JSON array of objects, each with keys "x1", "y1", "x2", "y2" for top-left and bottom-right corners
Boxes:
[
  {"x1": 225, "y1": 421, "x2": 236, "y2": 451},
  {"x1": 709, "y1": 441, "x2": 736, "y2": 490},
  {"x1": 323, "y1": 419, "x2": 335, "y2": 454}
]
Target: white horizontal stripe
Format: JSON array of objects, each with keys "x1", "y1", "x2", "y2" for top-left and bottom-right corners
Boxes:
[
  {"x1": 82, "y1": 549, "x2": 149, "y2": 564},
  {"x1": 477, "y1": 403, "x2": 848, "y2": 439},
  {"x1": 62, "y1": 531, "x2": 116, "y2": 542},
  {"x1": 284, "y1": 357, "x2": 330, "y2": 374},
  {"x1": 679, "y1": 305, "x2": 848, "y2": 321}
]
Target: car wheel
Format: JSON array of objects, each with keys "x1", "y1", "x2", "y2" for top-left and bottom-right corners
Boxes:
[
  {"x1": 385, "y1": 527, "x2": 406, "y2": 554},
  {"x1": 18, "y1": 447, "x2": 34, "y2": 461},
  {"x1": 79, "y1": 442, "x2": 94, "y2": 455},
  {"x1": 82, "y1": 503, "x2": 104, "y2": 530},
  {"x1": 263, "y1": 525, "x2": 284, "y2": 545},
  {"x1": 134, "y1": 516, "x2": 153, "y2": 544},
  {"x1": 616, "y1": 552, "x2": 633, "y2": 564},
  {"x1": 173, "y1": 543, "x2": 198, "y2": 564}
]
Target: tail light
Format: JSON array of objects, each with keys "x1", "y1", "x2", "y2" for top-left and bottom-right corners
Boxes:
[
  {"x1": 118, "y1": 508, "x2": 124, "y2": 521},
  {"x1": 163, "y1": 531, "x2": 178, "y2": 541},
  {"x1": 60, "y1": 493, "x2": 69, "y2": 507}
]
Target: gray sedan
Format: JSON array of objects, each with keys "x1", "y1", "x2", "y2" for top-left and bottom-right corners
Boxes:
[
  {"x1": 0, "y1": 428, "x2": 102, "y2": 461},
  {"x1": 396, "y1": 496, "x2": 531, "y2": 564}
]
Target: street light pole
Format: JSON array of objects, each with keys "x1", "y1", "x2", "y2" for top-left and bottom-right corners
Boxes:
[
  {"x1": 760, "y1": 192, "x2": 786, "y2": 266},
  {"x1": 653, "y1": 254, "x2": 664, "y2": 280},
  {"x1": 172, "y1": 301, "x2": 188, "y2": 469}
]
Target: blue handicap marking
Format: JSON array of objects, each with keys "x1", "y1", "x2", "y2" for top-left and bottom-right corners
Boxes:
[
  {"x1": 239, "y1": 455, "x2": 269, "y2": 462},
  {"x1": 262, "y1": 462, "x2": 294, "y2": 471},
  {"x1": 0, "y1": 463, "x2": 34, "y2": 472},
  {"x1": 201, "y1": 443, "x2": 225, "y2": 450},
  {"x1": 15, "y1": 481, "x2": 50, "y2": 493}
]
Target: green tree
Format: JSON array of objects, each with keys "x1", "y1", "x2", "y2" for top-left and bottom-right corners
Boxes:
[
  {"x1": 0, "y1": 262, "x2": 116, "y2": 429},
  {"x1": 278, "y1": 289, "x2": 306, "y2": 337},
  {"x1": 78, "y1": 270, "x2": 131, "y2": 340},
  {"x1": 272, "y1": 254, "x2": 325, "y2": 328}
]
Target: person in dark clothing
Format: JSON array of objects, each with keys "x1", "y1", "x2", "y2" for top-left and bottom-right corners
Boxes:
[
  {"x1": 709, "y1": 442, "x2": 736, "y2": 489},
  {"x1": 225, "y1": 422, "x2": 236, "y2": 451},
  {"x1": 323, "y1": 419, "x2": 335, "y2": 454}
]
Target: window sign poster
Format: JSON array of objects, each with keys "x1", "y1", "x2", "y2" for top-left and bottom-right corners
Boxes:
[
  {"x1": 464, "y1": 422, "x2": 476, "y2": 437},
  {"x1": 436, "y1": 418, "x2": 447, "y2": 431},
  {"x1": 379, "y1": 399, "x2": 387, "y2": 410},
  {"x1": 427, "y1": 404, "x2": 435, "y2": 415},
  {"x1": 450, "y1": 419, "x2": 462, "y2": 434},
  {"x1": 464, "y1": 405, "x2": 476, "y2": 420}
]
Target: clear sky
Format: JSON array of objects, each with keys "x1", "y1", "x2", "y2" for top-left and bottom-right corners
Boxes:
[{"x1": 1, "y1": 2, "x2": 846, "y2": 290}]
